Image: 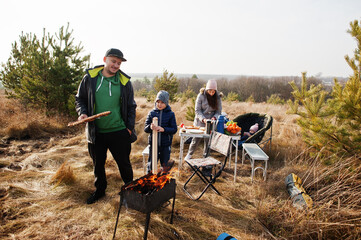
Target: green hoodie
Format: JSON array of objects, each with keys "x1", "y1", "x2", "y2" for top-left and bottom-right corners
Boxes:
[{"x1": 94, "y1": 71, "x2": 126, "y2": 133}]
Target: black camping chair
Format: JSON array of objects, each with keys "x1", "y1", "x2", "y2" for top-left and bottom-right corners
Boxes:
[
  {"x1": 183, "y1": 131, "x2": 232, "y2": 200},
  {"x1": 233, "y1": 113, "x2": 273, "y2": 151}
]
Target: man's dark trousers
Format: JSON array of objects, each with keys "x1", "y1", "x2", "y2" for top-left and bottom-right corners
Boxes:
[{"x1": 88, "y1": 129, "x2": 133, "y2": 194}]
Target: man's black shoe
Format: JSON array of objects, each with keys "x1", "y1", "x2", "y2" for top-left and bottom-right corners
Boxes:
[{"x1": 86, "y1": 191, "x2": 105, "y2": 204}]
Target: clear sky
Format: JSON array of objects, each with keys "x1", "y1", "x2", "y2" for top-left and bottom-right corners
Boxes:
[{"x1": 1, "y1": 0, "x2": 360, "y2": 78}]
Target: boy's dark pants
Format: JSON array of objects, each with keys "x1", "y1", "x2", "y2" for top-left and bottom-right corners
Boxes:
[
  {"x1": 147, "y1": 145, "x2": 171, "y2": 173},
  {"x1": 88, "y1": 129, "x2": 133, "y2": 194}
]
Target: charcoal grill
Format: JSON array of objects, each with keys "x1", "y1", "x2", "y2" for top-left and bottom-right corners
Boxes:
[{"x1": 112, "y1": 175, "x2": 176, "y2": 240}]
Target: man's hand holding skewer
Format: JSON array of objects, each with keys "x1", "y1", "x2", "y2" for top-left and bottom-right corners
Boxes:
[{"x1": 78, "y1": 114, "x2": 88, "y2": 121}]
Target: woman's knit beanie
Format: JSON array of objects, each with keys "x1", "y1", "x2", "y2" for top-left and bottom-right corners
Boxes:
[{"x1": 205, "y1": 79, "x2": 217, "y2": 91}]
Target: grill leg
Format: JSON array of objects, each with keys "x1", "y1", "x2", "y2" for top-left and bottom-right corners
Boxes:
[
  {"x1": 144, "y1": 212, "x2": 151, "y2": 240},
  {"x1": 170, "y1": 190, "x2": 176, "y2": 224},
  {"x1": 113, "y1": 194, "x2": 124, "y2": 240}
]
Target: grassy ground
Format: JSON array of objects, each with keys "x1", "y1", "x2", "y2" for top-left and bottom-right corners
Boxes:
[{"x1": 1, "y1": 93, "x2": 360, "y2": 239}]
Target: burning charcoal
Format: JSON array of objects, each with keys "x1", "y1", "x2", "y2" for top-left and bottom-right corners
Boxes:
[{"x1": 122, "y1": 172, "x2": 172, "y2": 194}]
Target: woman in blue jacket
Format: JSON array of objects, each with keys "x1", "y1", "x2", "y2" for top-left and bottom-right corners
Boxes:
[{"x1": 144, "y1": 90, "x2": 177, "y2": 173}]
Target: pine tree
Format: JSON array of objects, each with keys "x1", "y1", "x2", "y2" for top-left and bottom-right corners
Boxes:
[
  {"x1": 48, "y1": 24, "x2": 89, "y2": 114},
  {"x1": 153, "y1": 69, "x2": 179, "y2": 102},
  {"x1": 288, "y1": 20, "x2": 361, "y2": 158},
  {"x1": 186, "y1": 98, "x2": 196, "y2": 122},
  {"x1": 0, "y1": 23, "x2": 89, "y2": 115}
]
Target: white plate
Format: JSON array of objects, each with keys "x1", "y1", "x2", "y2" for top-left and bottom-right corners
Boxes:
[{"x1": 187, "y1": 129, "x2": 204, "y2": 134}]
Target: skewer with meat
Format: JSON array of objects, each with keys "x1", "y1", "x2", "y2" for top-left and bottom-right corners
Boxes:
[{"x1": 67, "y1": 111, "x2": 111, "y2": 127}]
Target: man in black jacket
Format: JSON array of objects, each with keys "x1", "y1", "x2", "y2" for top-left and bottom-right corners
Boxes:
[{"x1": 75, "y1": 48, "x2": 137, "y2": 204}]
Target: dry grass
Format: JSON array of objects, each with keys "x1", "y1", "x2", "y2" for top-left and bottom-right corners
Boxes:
[
  {"x1": 0, "y1": 93, "x2": 360, "y2": 239},
  {"x1": 256, "y1": 153, "x2": 361, "y2": 239},
  {"x1": 50, "y1": 160, "x2": 76, "y2": 187},
  {"x1": 0, "y1": 91, "x2": 74, "y2": 140}
]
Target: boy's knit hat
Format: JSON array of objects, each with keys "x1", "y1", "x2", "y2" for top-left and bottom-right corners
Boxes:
[
  {"x1": 250, "y1": 123, "x2": 259, "y2": 133},
  {"x1": 206, "y1": 79, "x2": 217, "y2": 91},
  {"x1": 156, "y1": 90, "x2": 169, "y2": 105}
]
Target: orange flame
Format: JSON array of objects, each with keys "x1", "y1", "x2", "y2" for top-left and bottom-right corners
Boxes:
[{"x1": 123, "y1": 171, "x2": 173, "y2": 194}]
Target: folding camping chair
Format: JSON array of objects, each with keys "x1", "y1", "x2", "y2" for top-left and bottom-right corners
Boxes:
[
  {"x1": 183, "y1": 131, "x2": 232, "y2": 200},
  {"x1": 233, "y1": 113, "x2": 273, "y2": 151}
]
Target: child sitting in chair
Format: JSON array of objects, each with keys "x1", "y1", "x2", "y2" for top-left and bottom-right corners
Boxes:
[{"x1": 240, "y1": 123, "x2": 259, "y2": 142}]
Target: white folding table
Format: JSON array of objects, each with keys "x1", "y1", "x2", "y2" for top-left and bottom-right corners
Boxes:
[{"x1": 178, "y1": 130, "x2": 210, "y2": 171}]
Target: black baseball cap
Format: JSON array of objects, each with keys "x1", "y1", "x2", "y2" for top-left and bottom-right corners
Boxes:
[{"x1": 105, "y1": 48, "x2": 127, "y2": 62}]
